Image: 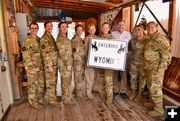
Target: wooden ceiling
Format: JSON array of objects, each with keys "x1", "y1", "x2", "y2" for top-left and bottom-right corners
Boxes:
[{"x1": 28, "y1": 0, "x2": 126, "y2": 13}]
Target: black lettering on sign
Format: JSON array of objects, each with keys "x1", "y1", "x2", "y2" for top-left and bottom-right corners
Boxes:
[{"x1": 94, "y1": 56, "x2": 114, "y2": 64}]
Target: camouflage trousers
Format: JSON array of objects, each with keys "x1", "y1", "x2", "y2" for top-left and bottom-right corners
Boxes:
[
  {"x1": 104, "y1": 70, "x2": 113, "y2": 102},
  {"x1": 73, "y1": 65, "x2": 85, "y2": 97},
  {"x1": 44, "y1": 66, "x2": 58, "y2": 103},
  {"x1": 60, "y1": 66, "x2": 73, "y2": 101},
  {"x1": 27, "y1": 70, "x2": 44, "y2": 106},
  {"x1": 129, "y1": 63, "x2": 146, "y2": 91},
  {"x1": 147, "y1": 68, "x2": 165, "y2": 113}
]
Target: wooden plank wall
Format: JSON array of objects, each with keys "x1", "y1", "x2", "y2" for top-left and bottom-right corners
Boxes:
[{"x1": 163, "y1": 57, "x2": 180, "y2": 98}]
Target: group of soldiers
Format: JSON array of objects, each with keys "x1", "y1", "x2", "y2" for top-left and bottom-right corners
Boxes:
[{"x1": 22, "y1": 19, "x2": 171, "y2": 117}]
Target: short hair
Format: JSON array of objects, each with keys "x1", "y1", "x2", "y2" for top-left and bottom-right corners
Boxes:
[
  {"x1": 118, "y1": 19, "x2": 125, "y2": 23},
  {"x1": 102, "y1": 22, "x2": 110, "y2": 27},
  {"x1": 147, "y1": 21, "x2": 158, "y2": 28},
  {"x1": 58, "y1": 22, "x2": 67, "y2": 28},
  {"x1": 29, "y1": 22, "x2": 39, "y2": 28},
  {"x1": 44, "y1": 21, "x2": 52, "y2": 27},
  {"x1": 87, "y1": 23, "x2": 96, "y2": 29},
  {"x1": 135, "y1": 24, "x2": 144, "y2": 30},
  {"x1": 75, "y1": 24, "x2": 84, "y2": 31}
]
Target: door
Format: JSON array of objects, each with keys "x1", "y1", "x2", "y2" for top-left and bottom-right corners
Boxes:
[{"x1": 0, "y1": 0, "x2": 13, "y2": 120}]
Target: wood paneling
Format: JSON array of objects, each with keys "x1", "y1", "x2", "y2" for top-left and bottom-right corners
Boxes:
[{"x1": 163, "y1": 57, "x2": 180, "y2": 98}]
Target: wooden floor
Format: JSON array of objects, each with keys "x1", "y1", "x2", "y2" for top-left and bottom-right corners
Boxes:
[{"x1": 4, "y1": 93, "x2": 164, "y2": 121}]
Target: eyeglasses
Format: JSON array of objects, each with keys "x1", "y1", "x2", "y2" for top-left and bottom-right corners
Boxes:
[{"x1": 30, "y1": 28, "x2": 38, "y2": 30}]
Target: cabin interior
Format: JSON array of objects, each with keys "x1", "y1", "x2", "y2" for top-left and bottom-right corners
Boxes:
[{"x1": 0, "y1": 0, "x2": 180, "y2": 121}]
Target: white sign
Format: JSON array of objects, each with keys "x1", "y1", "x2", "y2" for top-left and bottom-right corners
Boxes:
[{"x1": 87, "y1": 38, "x2": 127, "y2": 71}]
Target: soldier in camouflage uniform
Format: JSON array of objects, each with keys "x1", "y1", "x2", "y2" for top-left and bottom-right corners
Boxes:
[
  {"x1": 39, "y1": 21, "x2": 61, "y2": 108},
  {"x1": 129, "y1": 25, "x2": 148, "y2": 101},
  {"x1": 71, "y1": 24, "x2": 86, "y2": 99},
  {"x1": 56, "y1": 22, "x2": 76, "y2": 105},
  {"x1": 144, "y1": 21, "x2": 171, "y2": 117},
  {"x1": 99, "y1": 22, "x2": 114, "y2": 105},
  {"x1": 22, "y1": 22, "x2": 44, "y2": 109}
]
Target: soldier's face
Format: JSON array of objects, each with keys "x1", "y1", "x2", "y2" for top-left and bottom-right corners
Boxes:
[
  {"x1": 101, "y1": 24, "x2": 110, "y2": 36},
  {"x1": 135, "y1": 26, "x2": 144, "y2": 37},
  {"x1": 147, "y1": 23, "x2": 157, "y2": 35},
  {"x1": 45, "y1": 23, "x2": 53, "y2": 33},
  {"x1": 76, "y1": 26, "x2": 83, "y2": 37},
  {"x1": 30, "y1": 24, "x2": 38, "y2": 36},
  {"x1": 60, "y1": 23, "x2": 68, "y2": 34},
  {"x1": 88, "y1": 25, "x2": 96, "y2": 36},
  {"x1": 118, "y1": 21, "x2": 125, "y2": 33}
]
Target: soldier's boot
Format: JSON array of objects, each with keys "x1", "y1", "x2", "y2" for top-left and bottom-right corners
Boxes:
[
  {"x1": 105, "y1": 95, "x2": 113, "y2": 106},
  {"x1": 31, "y1": 103, "x2": 44, "y2": 110},
  {"x1": 129, "y1": 89, "x2": 136, "y2": 100},
  {"x1": 50, "y1": 100, "x2": 61, "y2": 108},
  {"x1": 38, "y1": 99, "x2": 47, "y2": 106},
  {"x1": 144, "y1": 102, "x2": 154, "y2": 110},
  {"x1": 148, "y1": 110, "x2": 164, "y2": 117},
  {"x1": 64, "y1": 97, "x2": 76, "y2": 105},
  {"x1": 134, "y1": 90, "x2": 142, "y2": 102},
  {"x1": 76, "y1": 91, "x2": 84, "y2": 99}
]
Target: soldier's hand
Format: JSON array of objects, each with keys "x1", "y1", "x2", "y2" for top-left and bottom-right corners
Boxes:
[
  {"x1": 67, "y1": 66, "x2": 72, "y2": 71},
  {"x1": 29, "y1": 71, "x2": 36, "y2": 75},
  {"x1": 48, "y1": 66, "x2": 54, "y2": 72}
]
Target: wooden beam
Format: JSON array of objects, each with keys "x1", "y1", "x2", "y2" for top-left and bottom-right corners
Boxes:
[
  {"x1": 34, "y1": 4, "x2": 104, "y2": 13},
  {"x1": 30, "y1": 0, "x2": 116, "y2": 7}
]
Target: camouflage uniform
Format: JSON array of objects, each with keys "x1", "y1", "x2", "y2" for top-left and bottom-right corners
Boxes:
[
  {"x1": 22, "y1": 35, "x2": 45, "y2": 107},
  {"x1": 40, "y1": 32, "x2": 58, "y2": 103},
  {"x1": 56, "y1": 33, "x2": 74, "y2": 102},
  {"x1": 71, "y1": 35, "x2": 86, "y2": 98},
  {"x1": 129, "y1": 36, "x2": 147, "y2": 92},
  {"x1": 99, "y1": 34, "x2": 114, "y2": 105},
  {"x1": 144, "y1": 32, "x2": 171, "y2": 113}
]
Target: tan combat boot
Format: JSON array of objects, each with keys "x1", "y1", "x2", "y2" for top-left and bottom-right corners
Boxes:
[
  {"x1": 64, "y1": 98, "x2": 76, "y2": 105},
  {"x1": 129, "y1": 89, "x2": 136, "y2": 100},
  {"x1": 148, "y1": 110, "x2": 164, "y2": 117},
  {"x1": 105, "y1": 95, "x2": 113, "y2": 106},
  {"x1": 134, "y1": 90, "x2": 142, "y2": 102},
  {"x1": 144, "y1": 102, "x2": 154, "y2": 110},
  {"x1": 50, "y1": 100, "x2": 61, "y2": 108},
  {"x1": 38, "y1": 100, "x2": 48, "y2": 106},
  {"x1": 31, "y1": 103, "x2": 44, "y2": 110}
]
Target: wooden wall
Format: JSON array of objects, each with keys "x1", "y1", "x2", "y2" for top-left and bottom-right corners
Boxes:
[{"x1": 163, "y1": 57, "x2": 180, "y2": 98}]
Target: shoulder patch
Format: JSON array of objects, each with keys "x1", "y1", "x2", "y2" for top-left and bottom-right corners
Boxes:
[
  {"x1": 22, "y1": 47, "x2": 26, "y2": 51},
  {"x1": 41, "y1": 44, "x2": 46, "y2": 49},
  {"x1": 72, "y1": 48, "x2": 76, "y2": 52}
]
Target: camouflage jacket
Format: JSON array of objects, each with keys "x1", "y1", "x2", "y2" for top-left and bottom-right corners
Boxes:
[
  {"x1": 71, "y1": 35, "x2": 85, "y2": 65},
  {"x1": 131, "y1": 36, "x2": 148, "y2": 65},
  {"x1": 22, "y1": 35, "x2": 43, "y2": 71},
  {"x1": 99, "y1": 34, "x2": 114, "y2": 39},
  {"x1": 144, "y1": 31, "x2": 171, "y2": 70},
  {"x1": 56, "y1": 33, "x2": 73, "y2": 67},
  {"x1": 39, "y1": 32, "x2": 58, "y2": 68}
]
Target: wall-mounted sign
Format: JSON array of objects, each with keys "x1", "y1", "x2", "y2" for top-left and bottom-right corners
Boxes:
[{"x1": 87, "y1": 38, "x2": 127, "y2": 71}]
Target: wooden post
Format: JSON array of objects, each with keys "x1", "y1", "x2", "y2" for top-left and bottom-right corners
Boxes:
[
  {"x1": 168, "y1": 0, "x2": 176, "y2": 49},
  {"x1": 130, "y1": 4, "x2": 134, "y2": 32}
]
